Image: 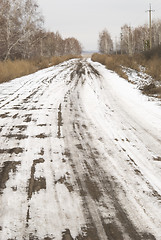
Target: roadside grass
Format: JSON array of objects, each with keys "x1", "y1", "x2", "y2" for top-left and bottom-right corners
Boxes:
[
  {"x1": 142, "y1": 84, "x2": 161, "y2": 96},
  {"x1": 91, "y1": 53, "x2": 140, "y2": 80},
  {"x1": 91, "y1": 53, "x2": 161, "y2": 97},
  {"x1": 0, "y1": 60, "x2": 36, "y2": 84},
  {"x1": 142, "y1": 57, "x2": 161, "y2": 81},
  {"x1": 0, "y1": 55, "x2": 81, "y2": 84}
]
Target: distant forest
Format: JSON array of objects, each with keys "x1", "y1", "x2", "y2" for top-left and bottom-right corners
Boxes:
[
  {"x1": 0, "y1": 0, "x2": 82, "y2": 61},
  {"x1": 98, "y1": 20, "x2": 161, "y2": 55}
]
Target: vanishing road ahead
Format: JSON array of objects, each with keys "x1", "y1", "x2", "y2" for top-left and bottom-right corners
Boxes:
[{"x1": 0, "y1": 58, "x2": 161, "y2": 240}]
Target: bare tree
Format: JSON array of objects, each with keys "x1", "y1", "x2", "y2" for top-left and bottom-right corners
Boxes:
[
  {"x1": 98, "y1": 29, "x2": 113, "y2": 54},
  {"x1": 0, "y1": 0, "x2": 22, "y2": 60},
  {"x1": 0, "y1": 0, "x2": 82, "y2": 60},
  {"x1": 18, "y1": 0, "x2": 44, "y2": 59},
  {"x1": 152, "y1": 20, "x2": 161, "y2": 47},
  {"x1": 119, "y1": 20, "x2": 161, "y2": 54},
  {"x1": 64, "y1": 37, "x2": 82, "y2": 55},
  {"x1": 0, "y1": 0, "x2": 44, "y2": 60}
]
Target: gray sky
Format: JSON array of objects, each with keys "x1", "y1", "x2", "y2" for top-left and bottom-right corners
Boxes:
[{"x1": 37, "y1": 0, "x2": 161, "y2": 51}]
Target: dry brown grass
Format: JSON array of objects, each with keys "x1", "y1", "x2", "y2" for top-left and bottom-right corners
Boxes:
[
  {"x1": 92, "y1": 53, "x2": 139, "y2": 68},
  {"x1": 0, "y1": 55, "x2": 81, "y2": 84},
  {"x1": 0, "y1": 60, "x2": 36, "y2": 83},
  {"x1": 93, "y1": 53, "x2": 161, "y2": 83},
  {"x1": 91, "y1": 53, "x2": 140, "y2": 80},
  {"x1": 92, "y1": 53, "x2": 126, "y2": 79},
  {"x1": 142, "y1": 57, "x2": 161, "y2": 82}
]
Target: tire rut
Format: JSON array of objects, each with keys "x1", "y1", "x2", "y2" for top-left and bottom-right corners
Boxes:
[{"x1": 62, "y1": 93, "x2": 158, "y2": 240}]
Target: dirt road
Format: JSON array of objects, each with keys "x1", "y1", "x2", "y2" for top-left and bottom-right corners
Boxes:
[{"x1": 0, "y1": 59, "x2": 161, "y2": 240}]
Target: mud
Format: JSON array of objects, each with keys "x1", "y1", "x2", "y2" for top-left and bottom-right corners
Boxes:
[
  {"x1": 16, "y1": 125, "x2": 27, "y2": 131},
  {"x1": 82, "y1": 124, "x2": 87, "y2": 129},
  {"x1": 13, "y1": 106, "x2": 21, "y2": 110},
  {"x1": 28, "y1": 158, "x2": 46, "y2": 199},
  {"x1": 24, "y1": 114, "x2": 32, "y2": 122},
  {"x1": 75, "y1": 144, "x2": 83, "y2": 150},
  {"x1": 62, "y1": 229, "x2": 73, "y2": 240},
  {"x1": 71, "y1": 226, "x2": 100, "y2": 240},
  {"x1": 103, "y1": 222, "x2": 124, "y2": 240},
  {"x1": 153, "y1": 156, "x2": 161, "y2": 161},
  {"x1": 70, "y1": 61, "x2": 86, "y2": 83},
  {"x1": 0, "y1": 161, "x2": 21, "y2": 192},
  {"x1": 55, "y1": 175, "x2": 74, "y2": 192},
  {"x1": 32, "y1": 177, "x2": 46, "y2": 192},
  {"x1": 76, "y1": 62, "x2": 85, "y2": 78},
  {"x1": 84, "y1": 175, "x2": 102, "y2": 202},
  {"x1": 141, "y1": 233, "x2": 156, "y2": 240},
  {"x1": 37, "y1": 124, "x2": 47, "y2": 127},
  {"x1": 97, "y1": 164, "x2": 142, "y2": 239},
  {"x1": 35, "y1": 133, "x2": 49, "y2": 138},
  {"x1": 28, "y1": 234, "x2": 39, "y2": 240},
  {"x1": 66, "y1": 121, "x2": 146, "y2": 240},
  {"x1": 63, "y1": 149, "x2": 71, "y2": 158},
  {"x1": 0, "y1": 112, "x2": 9, "y2": 118},
  {"x1": 0, "y1": 147, "x2": 23, "y2": 154},
  {"x1": 88, "y1": 63, "x2": 101, "y2": 77},
  {"x1": 39, "y1": 148, "x2": 45, "y2": 156},
  {"x1": 7, "y1": 238, "x2": 18, "y2": 240},
  {"x1": 23, "y1": 90, "x2": 37, "y2": 103},
  {"x1": 12, "y1": 113, "x2": 19, "y2": 119},
  {"x1": 4, "y1": 134, "x2": 28, "y2": 140},
  {"x1": 152, "y1": 189, "x2": 161, "y2": 200},
  {"x1": 26, "y1": 205, "x2": 30, "y2": 227},
  {"x1": 44, "y1": 237, "x2": 53, "y2": 240},
  {"x1": 57, "y1": 104, "x2": 63, "y2": 138}
]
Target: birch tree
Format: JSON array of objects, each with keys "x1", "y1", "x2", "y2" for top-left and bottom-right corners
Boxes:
[
  {"x1": 0, "y1": 0, "x2": 82, "y2": 60},
  {"x1": 64, "y1": 37, "x2": 82, "y2": 55},
  {"x1": 98, "y1": 29, "x2": 113, "y2": 54},
  {"x1": 0, "y1": 0, "x2": 44, "y2": 60}
]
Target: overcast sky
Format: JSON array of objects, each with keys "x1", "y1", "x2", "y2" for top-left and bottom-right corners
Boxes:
[{"x1": 37, "y1": 0, "x2": 161, "y2": 51}]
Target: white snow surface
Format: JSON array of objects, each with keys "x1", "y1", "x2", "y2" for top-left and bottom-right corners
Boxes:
[
  {"x1": 122, "y1": 66, "x2": 153, "y2": 90},
  {"x1": 0, "y1": 58, "x2": 161, "y2": 240}
]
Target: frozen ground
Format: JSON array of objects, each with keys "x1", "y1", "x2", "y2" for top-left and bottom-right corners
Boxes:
[{"x1": 0, "y1": 58, "x2": 161, "y2": 240}]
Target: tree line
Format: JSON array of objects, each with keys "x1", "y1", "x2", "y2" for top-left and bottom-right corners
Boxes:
[
  {"x1": 0, "y1": 0, "x2": 82, "y2": 61},
  {"x1": 98, "y1": 20, "x2": 161, "y2": 55}
]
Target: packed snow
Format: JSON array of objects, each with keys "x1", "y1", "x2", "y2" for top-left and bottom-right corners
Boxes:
[{"x1": 0, "y1": 58, "x2": 161, "y2": 240}]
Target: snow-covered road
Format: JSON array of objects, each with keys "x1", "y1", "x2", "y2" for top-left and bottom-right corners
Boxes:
[{"x1": 0, "y1": 58, "x2": 161, "y2": 240}]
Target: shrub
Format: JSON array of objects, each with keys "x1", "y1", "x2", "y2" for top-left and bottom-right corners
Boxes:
[{"x1": 143, "y1": 45, "x2": 161, "y2": 60}]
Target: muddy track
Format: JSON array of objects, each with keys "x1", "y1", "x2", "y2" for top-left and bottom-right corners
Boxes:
[{"x1": 0, "y1": 59, "x2": 161, "y2": 240}]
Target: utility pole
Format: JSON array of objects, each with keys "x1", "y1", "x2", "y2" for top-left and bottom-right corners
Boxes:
[{"x1": 146, "y1": 3, "x2": 155, "y2": 49}]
